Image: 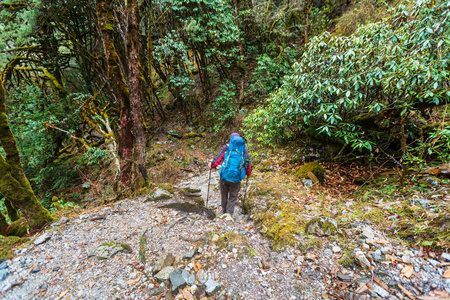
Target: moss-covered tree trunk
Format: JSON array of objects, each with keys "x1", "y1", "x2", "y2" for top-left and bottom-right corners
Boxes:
[
  {"x1": 97, "y1": 0, "x2": 134, "y2": 186},
  {"x1": 127, "y1": 0, "x2": 147, "y2": 183},
  {"x1": 0, "y1": 77, "x2": 53, "y2": 232}
]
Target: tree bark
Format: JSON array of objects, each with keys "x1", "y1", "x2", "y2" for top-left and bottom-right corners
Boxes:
[
  {"x1": 0, "y1": 76, "x2": 53, "y2": 232},
  {"x1": 127, "y1": 0, "x2": 147, "y2": 180},
  {"x1": 97, "y1": 0, "x2": 134, "y2": 186}
]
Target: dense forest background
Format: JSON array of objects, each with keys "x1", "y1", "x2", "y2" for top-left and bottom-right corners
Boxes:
[{"x1": 0, "y1": 0, "x2": 449, "y2": 239}]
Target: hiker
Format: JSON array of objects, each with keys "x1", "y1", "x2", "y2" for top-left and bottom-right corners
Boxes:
[{"x1": 208, "y1": 133, "x2": 252, "y2": 216}]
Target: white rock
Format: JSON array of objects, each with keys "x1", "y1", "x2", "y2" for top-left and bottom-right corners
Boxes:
[
  {"x1": 332, "y1": 246, "x2": 341, "y2": 253},
  {"x1": 34, "y1": 233, "x2": 51, "y2": 245},
  {"x1": 373, "y1": 283, "x2": 390, "y2": 298},
  {"x1": 362, "y1": 226, "x2": 375, "y2": 239}
]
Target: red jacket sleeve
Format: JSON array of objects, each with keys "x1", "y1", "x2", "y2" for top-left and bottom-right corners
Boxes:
[{"x1": 210, "y1": 144, "x2": 228, "y2": 169}]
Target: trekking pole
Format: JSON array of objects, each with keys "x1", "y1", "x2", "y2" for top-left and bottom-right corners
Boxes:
[
  {"x1": 242, "y1": 176, "x2": 249, "y2": 214},
  {"x1": 206, "y1": 168, "x2": 212, "y2": 207}
]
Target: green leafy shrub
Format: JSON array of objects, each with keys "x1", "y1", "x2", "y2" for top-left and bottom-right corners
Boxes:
[{"x1": 245, "y1": 0, "x2": 450, "y2": 158}]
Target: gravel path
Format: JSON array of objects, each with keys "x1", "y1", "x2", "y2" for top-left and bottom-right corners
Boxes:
[
  {"x1": 0, "y1": 170, "x2": 324, "y2": 299},
  {"x1": 1, "y1": 170, "x2": 449, "y2": 299}
]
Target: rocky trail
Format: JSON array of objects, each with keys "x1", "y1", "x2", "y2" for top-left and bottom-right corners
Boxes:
[{"x1": 0, "y1": 170, "x2": 449, "y2": 300}]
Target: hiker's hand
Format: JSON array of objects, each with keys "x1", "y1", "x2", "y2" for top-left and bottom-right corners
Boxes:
[{"x1": 208, "y1": 162, "x2": 212, "y2": 168}]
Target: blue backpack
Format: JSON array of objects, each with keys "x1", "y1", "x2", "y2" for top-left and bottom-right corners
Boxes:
[{"x1": 220, "y1": 136, "x2": 247, "y2": 183}]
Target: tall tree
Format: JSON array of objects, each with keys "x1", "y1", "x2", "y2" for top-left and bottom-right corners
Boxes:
[{"x1": 0, "y1": 72, "x2": 53, "y2": 233}]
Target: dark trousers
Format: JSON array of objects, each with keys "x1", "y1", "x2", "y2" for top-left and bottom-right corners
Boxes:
[{"x1": 220, "y1": 179, "x2": 241, "y2": 215}]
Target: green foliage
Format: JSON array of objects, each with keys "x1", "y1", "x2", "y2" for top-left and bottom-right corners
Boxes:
[
  {"x1": 245, "y1": 0, "x2": 450, "y2": 157},
  {"x1": 211, "y1": 80, "x2": 237, "y2": 131},
  {"x1": 0, "y1": 0, "x2": 40, "y2": 64},
  {"x1": 7, "y1": 86, "x2": 83, "y2": 196}
]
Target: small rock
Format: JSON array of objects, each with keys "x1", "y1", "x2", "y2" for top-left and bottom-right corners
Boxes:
[
  {"x1": 262, "y1": 261, "x2": 271, "y2": 270},
  {"x1": 149, "y1": 287, "x2": 164, "y2": 296},
  {"x1": 155, "y1": 266, "x2": 175, "y2": 282},
  {"x1": 381, "y1": 246, "x2": 393, "y2": 254},
  {"x1": 31, "y1": 267, "x2": 40, "y2": 273},
  {"x1": 442, "y1": 253, "x2": 450, "y2": 262},
  {"x1": 366, "y1": 239, "x2": 376, "y2": 246},
  {"x1": 184, "y1": 248, "x2": 198, "y2": 260},
  {"x1": 129, "y1": 272, "x2": 138, "y2": 280},
  {"x1": 0, "y1": 269, "x2": 10, "y2": 283},
  {"x1": 428, "y1": 259, "x2": 440, "y2": 267},
  {"x1": 397, "y1": 264, "x2": 404, "y2": 270},
  {"x1": 190, "y1": 284, "x2": 198, "y2": 294},
  {"x1": 154, "y1": 253, "x2": 175, "y2": 273},
  {"x1": 302, "y1": 179, "x2": 313, "y2": 188},
  {"x1": 324, "y1": 249, "x2": 333, "y2": 257},
  {"x1": 337, "y1": 273, "x2": 352, "y2": 282},
  {"x1": 422, "y1": 264, "x2": 431, "y2": 272},
  {"x1": 205, "y1": 279, "x2": 222, "y2": 295},
  {"x1": 296, "y1": 256, "x2": 304, "y2": 265},
  {"x1": 232, "y1": 248, "x2": 238, "y2": 254},
  {"x1": 211, "y1": 235, "x2": 219, "y2": 242},
  {"x1": 332, "y1": 246, "x2": 341, "y2": 253},
  {"x1": 305, "y1": 253, "x2": 316, "y2": 261},
  {"x1": 354, "y1": 251, "x2": 371, "y2": 268},
  {"x1": 362, "y1": 243, "x2": 370, "y2": 251},
  {"x1": 287, "y1": 254, "x2": 295, "y2": 261},
  {"x1": 181, "y1": 270, "x2": 195, "y2": 286},
  {"x1": 82, "y1": 181, "x2": 91, "y2": 189},
  {"x1": 218, "y1": 213, "x2": 234, "y2": 222},
  {"x1": 372, "y1": 249, "x2": 383, "y2": 262},
  {"x1": 373, "y1": 283, "x2": 390, "y2": 298},
  {"x1": 34, "y1": 233, "x2": 51, "y2": 245},
  {"x1": 361, "y1": 226, "x2": 375, "y2": 239},
  {"x1": 170, "y1": 269, "x2": 187, "y2": 293}
]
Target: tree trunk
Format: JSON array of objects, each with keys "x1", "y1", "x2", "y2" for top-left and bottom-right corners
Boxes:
[
  {"x1": 0, "y1": 76, "x2": 53, "y2": 232},
  {"x1": 127, "y1": 0, "x2": 147, "y2": 183},
  {"x1": 97, "y1": 0, "x2": 134, "y2": 186}
]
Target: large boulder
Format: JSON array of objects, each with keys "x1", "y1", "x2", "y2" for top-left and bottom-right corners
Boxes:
[
  {"x1": 295, "y1": 162, "x2": 325, "y2": 183},
  {"x1": 305, "y1": 217, "x2": 341, "y2": 236}
]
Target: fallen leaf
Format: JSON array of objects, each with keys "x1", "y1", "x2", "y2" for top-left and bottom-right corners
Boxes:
[
  {"x1": 125, "y1": 275, "x2": 141, "y2": 285},
  {"x1": 355, "y1": 283, "x2": 369, "y2": 294},
  {"x1": 398, "y1": 283, "x2": 417, "y2": 300},
  {"x1": 401, "y1": 265, "x2": 414, "y2": 278},
  {"x1": 374, "y1": 239, "x2": 389, "y2": 245},
  {"x1": 56, "y1": 290, "x2": 69, "y2": 300},
  {"x1": 281, "y1": 264, "x2": 290, "y2": 268},
  {"x1": 418, "y1": 289, "x2": 450, "y2": 299},
  {"x1": 374, "y1": 277, "x2": 390, "y2": 293},
  {"x1": 181, "y1": 288, "x2": 194, "y2": 300},
  {"x1": 443, "y1": 268, "x2": 450, "y2": 278}
]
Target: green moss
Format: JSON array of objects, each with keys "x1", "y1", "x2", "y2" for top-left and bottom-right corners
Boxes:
[
  {"x1": 157, "y1": 183, "x2": 174, "y2": 194},
  {"x1": 216, "y1": 232, "x2": 249, "y2": 249},
  {"x1": 5, "y1": 199, "x2": 19, "y2": 222},
  {"x1": 182, "y1": 132, "x2": 199, "y2": 139},
  {"x1": 121, "y1": 243, "x2": 131, "y2": 251},
  {"x1": 338, "y1": 249, "x2": 355, "y2": 268},
  {"x1": 7, "y1": 218, "x2": 28, "y2": 237},
  {"x1": 298, "y1": 236, "x2": 324, "y2": 252},
  {"x1": 294, "y1": 162, "x2": 325, "y2": 183},
  {"x1": 0, "y1": 236, "x2": 29, "y2": 259}
]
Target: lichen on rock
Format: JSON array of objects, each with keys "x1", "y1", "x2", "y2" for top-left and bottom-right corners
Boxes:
[{"x1": 305, "y1": 217, "x2": 341, "y2": 236}]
